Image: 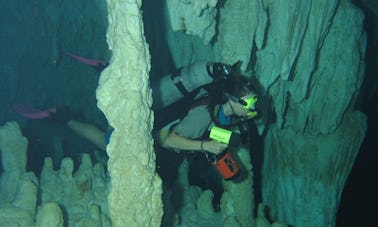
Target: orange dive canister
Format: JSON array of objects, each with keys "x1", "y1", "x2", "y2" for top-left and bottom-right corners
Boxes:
[{"x1": 211, "y1": 150, "x2": 240, "y2": 180}]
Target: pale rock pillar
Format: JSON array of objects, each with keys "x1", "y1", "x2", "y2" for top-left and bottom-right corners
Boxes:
[
  {"x1": 0, "y1": 121, "x2": 28, "y2": 201},
  {"x1": 35, "y1": 202, "x2": 64, "y2": 227},
  {"x1": 97, "y1": 0, "x2": 163, "y2": 226},
  {"x1": 0, "y1": 122, "x2": 37, "y2": 226},
  {"x1": 221, "y1": 147, "x2": 254, "y2": 227}
]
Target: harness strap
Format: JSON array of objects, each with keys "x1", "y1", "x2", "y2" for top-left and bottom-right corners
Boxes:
[
  {"x1": 171, "y1": 67, "x2": 189, "y2": 96},
  {"x1": 189, "y1": 95, "x2": 212, "y2": 109}
]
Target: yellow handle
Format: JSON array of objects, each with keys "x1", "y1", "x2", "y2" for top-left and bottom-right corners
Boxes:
[{"x1": 209, "y1": 126, "x2": 232, "y2": 144}]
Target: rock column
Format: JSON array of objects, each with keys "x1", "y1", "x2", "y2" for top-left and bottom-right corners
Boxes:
[{"x1": 97, "y1": 0, "x2": 163, "y2": 226}]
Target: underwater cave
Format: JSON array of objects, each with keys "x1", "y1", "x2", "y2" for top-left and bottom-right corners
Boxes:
[{"x1": 0, "y1": 0, "x2": 377, "y2": 226}]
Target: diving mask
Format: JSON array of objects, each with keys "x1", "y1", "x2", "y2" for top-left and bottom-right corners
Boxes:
[
  {"x1": 240, "y1": 96, "x2": 258, "y2": 119},
  {"x1": 224, "y1": 92, "x2": 258, "y2": 119}
]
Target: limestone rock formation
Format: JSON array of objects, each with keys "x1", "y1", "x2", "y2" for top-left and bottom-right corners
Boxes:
[
  {"x1": 0, "y1": 122, "x2": 59, "y2": 226},
  {"x1": 217, "y1": 0, "x2": 267, "y2": 71},
  {"x1": 164, "y1": 159, "x2": 223, "y2": 226},
  {"x1": 40, "y1": 154, "x2": 110, "y2": 227},
  {"x1": 97, "y1": 0, "x2": 163, "y2": 226},
  {"x1": 0, "y1": 122, "x2": 38, "y2": 226},
  {"x1": 0, "y1": 121, "x2": 110, "y2": 226},
  {"x1": 256, "y1": 2, "x2": 367, "y2": 226},
  {"x1": 220, "y1": 148, "x2": 254, "y2": 226},
  {"x1": 35, "y1": 202, "x2": 64, "y2": 227},
  {"x1": 163, "y1": 150, "x2": 259, "y2": 227},
  {"x1": 0, "y1": 121, "x2": 28, "y2": 201},
  {"x1": 167, "y1": 0, "x2": 218, "y2": 45}
]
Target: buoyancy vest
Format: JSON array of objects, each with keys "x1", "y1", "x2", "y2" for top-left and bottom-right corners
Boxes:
[{"x1": 153, "y1": 92, "x2": 215, "y2": 131}]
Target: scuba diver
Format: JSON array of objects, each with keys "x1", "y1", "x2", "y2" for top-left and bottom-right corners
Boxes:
[
  {"x1": 16, "y1": 61, "x2": 259, "y2": 179},
  {"x1": 156, "y1": 67, "x2": 257, "y2": 155},
  {"x1": 153, "y1": 61, "x2": 258, "y2": 179}
]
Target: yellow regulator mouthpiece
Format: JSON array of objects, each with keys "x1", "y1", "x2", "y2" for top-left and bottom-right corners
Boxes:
[
  {"x1": 247, "y1": 111, "x2": 258, "y2": 119},
  {"x1": 209, "y1": 126, "x2": 232, "y2": 144}
]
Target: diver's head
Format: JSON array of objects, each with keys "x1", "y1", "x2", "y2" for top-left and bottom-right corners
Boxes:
[{"x1": 223, "y1": 74, "x2": 258, "y2": 118}]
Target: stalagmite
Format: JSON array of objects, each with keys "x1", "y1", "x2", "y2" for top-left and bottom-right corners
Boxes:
[{"x1": 97, "y1": 0, "x2": 163, "y2": 226}]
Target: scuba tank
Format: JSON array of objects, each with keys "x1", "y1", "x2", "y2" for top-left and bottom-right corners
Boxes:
[
  {"x1": 152, "y1": 61, "x2": 214, "y2": 109},
  {"x1": 151, "y1": 61, "x2": 236, "y2": 109},
  {"x1": 208, "y1": 126, "x2": 241, "y2": 180}
]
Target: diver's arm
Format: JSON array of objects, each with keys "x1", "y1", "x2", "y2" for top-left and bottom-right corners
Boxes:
[
  {"x1": 161, "y1": 132, "x2": 226, "y2": 155},
  {"x1": 67, "y1": 120, "x2": 106, "y2": 151}
]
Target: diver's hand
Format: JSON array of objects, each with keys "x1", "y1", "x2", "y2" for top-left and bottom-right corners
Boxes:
[{"x1": 202, "y1": 140, "x2": 228, "y2": 155}]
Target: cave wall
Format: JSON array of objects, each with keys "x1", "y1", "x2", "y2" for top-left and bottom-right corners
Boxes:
[{"x1": 256, "y1": 1, "x2": 367, "y2": 226}]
